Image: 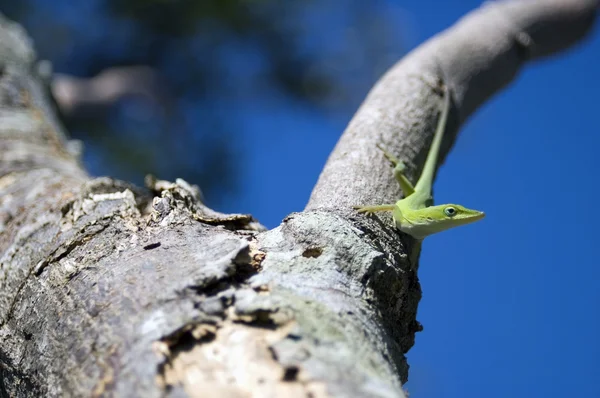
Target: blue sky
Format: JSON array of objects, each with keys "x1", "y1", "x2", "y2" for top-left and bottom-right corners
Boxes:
[
  {"x1": 214, "y1": 2, "x2": 600, "y2": 397},
  {"x1": 20, "y1": 0, "x2": 599, "y2": 396}
]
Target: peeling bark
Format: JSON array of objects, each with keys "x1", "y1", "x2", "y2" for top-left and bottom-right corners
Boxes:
[{"x1": 0, "y1": 1, "x2": 597, "y2": 397}]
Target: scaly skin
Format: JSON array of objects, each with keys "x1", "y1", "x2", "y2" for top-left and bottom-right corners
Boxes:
[{"x1": 354, "y1": 84, "x2": 484, "y2": 241}]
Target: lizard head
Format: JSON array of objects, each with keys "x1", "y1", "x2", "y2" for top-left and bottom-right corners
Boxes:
[{"x1": 393, "y1": 203, "x2": 484, "y2": 240}]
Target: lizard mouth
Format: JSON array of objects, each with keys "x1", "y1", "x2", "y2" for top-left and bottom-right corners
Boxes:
[{"x1": 469, "y1": 212, "x2": 486, "y2": 222}]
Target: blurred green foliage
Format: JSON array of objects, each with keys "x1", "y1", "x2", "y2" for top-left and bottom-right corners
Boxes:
[{"x1": 2, "y1": 0, "x2": 406, "y2": 206}]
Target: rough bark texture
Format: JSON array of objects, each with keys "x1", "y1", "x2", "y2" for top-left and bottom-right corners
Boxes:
[{"x1": 0, "y1": 1, "x2": 597, "y2": 397}]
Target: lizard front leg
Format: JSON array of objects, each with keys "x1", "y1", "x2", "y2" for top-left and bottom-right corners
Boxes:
[
  {"x1": 353, "y1": 204, "x2": 396, "y2": 214},
  {"x1": 376, "y1": 143, "x2": 415, "y2": 197}
]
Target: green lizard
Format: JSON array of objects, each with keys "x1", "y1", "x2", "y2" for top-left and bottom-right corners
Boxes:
[{"x1": 354, "y1": 85, "x2": 484, "y2": 240}]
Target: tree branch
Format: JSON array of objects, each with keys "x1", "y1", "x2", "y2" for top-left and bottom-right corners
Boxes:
[
  {"x1": 308, "y1": 0, "x2": 598, "y2": 211},
  {"x1": 0, "y1": 1, "x2": 597, "y2": 397}
]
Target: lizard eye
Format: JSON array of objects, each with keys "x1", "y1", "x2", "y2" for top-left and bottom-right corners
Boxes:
[{"x1": 444, "y1": 206, "x2": 457, "y2": 217}]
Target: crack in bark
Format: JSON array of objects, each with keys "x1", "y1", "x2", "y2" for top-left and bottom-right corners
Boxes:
[{"x1": 34, "y1": 221, "x2": 110, "y2": 276}]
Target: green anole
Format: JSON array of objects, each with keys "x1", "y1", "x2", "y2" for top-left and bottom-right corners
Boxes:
[{"x1": 354, "y1": 85, "x2": 484, "y2": 243}]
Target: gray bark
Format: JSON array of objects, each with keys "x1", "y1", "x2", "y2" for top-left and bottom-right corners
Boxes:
[{"x1": 0, "y1": 1, "x2": 597, "y2": 397}]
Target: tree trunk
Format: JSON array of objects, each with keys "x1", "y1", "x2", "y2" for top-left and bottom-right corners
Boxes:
[{"x1": 0, "y1": 1, "x2": 597, "y2": 397}]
